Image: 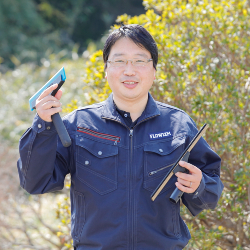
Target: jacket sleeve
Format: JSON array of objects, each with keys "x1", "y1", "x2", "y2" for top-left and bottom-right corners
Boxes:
[
  {"x1": 17, "y1": 114, "x2": 71, "y2": 194},
  {"x1": 181, "y1": 134, "x2": 224, "y2": 216}
]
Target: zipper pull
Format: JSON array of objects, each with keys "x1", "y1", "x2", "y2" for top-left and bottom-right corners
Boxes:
[
  {"x1": 149, "y1": 171, "x2": 157, "y2": 176},
  {"x1": 114, "y1": 138, "x2": 118, "y2": 145},
  {"x1": 129, "y1": 129, "x2": 133, "y2": 137}
]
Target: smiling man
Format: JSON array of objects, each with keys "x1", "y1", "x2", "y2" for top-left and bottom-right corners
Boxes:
[{"x1": 17, "y1": 24, "x2": 223, "y2": 250}]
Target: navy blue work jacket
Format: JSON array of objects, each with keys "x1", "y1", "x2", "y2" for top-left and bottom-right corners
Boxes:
[{"x1": 17, "y1": 93, "x2": 223, "y2": 250}]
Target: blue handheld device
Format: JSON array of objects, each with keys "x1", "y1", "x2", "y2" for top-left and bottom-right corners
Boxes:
[{"x1": 29, "y1": 67, "x2": 71, "y2": 147}]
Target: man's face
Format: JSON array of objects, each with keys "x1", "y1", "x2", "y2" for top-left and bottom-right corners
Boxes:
[{"x1": 106, "y1": 37, "x2": 156, "y2": 105}]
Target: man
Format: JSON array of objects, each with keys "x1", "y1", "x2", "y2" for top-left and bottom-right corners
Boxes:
[{"x1": 18, "y1": 24, "x2": 224, "y2": 250}]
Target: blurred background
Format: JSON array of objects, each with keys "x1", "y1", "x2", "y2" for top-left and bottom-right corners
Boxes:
[
  {"x1": 0, "y1": 0, "x2": 250, "y2": 249},
  {"x1": 0, "y1": 0, "x2": 145, "y2": 71}
]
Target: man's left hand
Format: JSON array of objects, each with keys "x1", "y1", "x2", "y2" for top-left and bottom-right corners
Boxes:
[{"x1": 175, "y1": 161, "x2": 202, "y2": 194}]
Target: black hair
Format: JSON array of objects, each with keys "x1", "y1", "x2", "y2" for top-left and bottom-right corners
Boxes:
[{"x1": 103, "y1": 24, "x2": 158, "y2": 70}]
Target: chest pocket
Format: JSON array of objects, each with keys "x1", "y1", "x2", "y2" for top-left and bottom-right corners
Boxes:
[
  {"x1": 75, "y1": 135, "x2": 118, "y2": 195},
  {"x1": 143, "y1": 136, "x2": 186, "y2": 194}
]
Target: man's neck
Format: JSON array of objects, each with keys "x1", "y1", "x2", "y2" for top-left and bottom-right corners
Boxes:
[{"x1": 113, "y1": 95, "x2": 148, "y2": 122}]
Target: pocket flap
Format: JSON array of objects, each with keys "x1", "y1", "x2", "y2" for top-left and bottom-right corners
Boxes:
[
  {"x1": 144, "y1": 136, "x2": 186, "y2": 155},
  {"x1": 76, "y1": 135, "x2": 118, "y2": 158}
]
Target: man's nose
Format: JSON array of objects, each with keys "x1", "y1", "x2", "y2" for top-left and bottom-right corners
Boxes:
[{"x1": 124, "y1": 61, "x2": 136, "y2": 75}]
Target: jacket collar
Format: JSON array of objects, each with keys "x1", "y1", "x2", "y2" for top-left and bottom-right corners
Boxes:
[{"x1": 101, "y1": 93, "x2": 160, "y2": 124}]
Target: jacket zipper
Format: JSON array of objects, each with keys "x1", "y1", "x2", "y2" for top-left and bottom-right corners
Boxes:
[
  {"x1": 128, "y1": 115, "x2": 159, "y2": 250},
  {"x1": 149, "y1": 163, "x2": 174, "y2": 176},
  {"x1": 129, "y1": 129, "x2": 134, "y2": 250},
  {"x1": 77, "y1": 127, "x2": 120, "y2": 145},
  {"x1": 103, "y1": 114, "x2": 160, "y2": 250}
]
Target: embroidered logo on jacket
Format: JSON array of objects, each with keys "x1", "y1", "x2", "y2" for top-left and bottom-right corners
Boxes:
[{"x1": 149, "y1": 131, "x2": 172, "y2": 140}]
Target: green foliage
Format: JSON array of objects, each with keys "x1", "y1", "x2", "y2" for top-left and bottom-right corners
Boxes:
[
  {"x1": 0, "y1": 193, "x2": 70, "y2": 249},
  {"x1": 0, "y1": 0, "x2": 145, "y2": 70},
  {"x1": 56, "y1": 194, "x2": 72, "y2": 249},
  {"x1": 0, "y1": 0, "x2": 72, "y2": 70},
  {"x1": 54, "y1": 175, "x2": 72, "y2": 249},
  {"x1": 34, "y1": 0, "x2": 145, "y2": 47}
]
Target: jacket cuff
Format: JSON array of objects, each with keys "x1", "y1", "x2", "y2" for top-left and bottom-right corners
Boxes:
[
  {"x1": 191, "y1": 174, "x2": 205, "y2": 199},
  {"x1": 32, "y1": 113, "x2": 56, "y2": 133}
]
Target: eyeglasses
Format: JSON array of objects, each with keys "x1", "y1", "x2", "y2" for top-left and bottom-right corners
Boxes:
[{"x1": 107, "y1": 58, "x2": 153, "y2": 67}]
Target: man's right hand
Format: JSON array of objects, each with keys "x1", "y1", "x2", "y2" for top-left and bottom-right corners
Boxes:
[{"x1": 35, "y1": 84, "x2": 63, "y2": 122}]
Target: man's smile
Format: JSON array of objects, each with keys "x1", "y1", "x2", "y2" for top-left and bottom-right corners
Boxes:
[
  {"x1": 122, "y1": 81, "x2": 139, "y2": 89},
  {"x1": 123, "y1": 81, "x2": 138, "y2": 85}
]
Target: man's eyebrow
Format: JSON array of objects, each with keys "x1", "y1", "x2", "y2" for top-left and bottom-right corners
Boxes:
[
  {"x1": 112, "y1": 53, "x2": 149, "y2": 58},
  {"x1": 112, "y1": 53, "x2": 125, "y2": 57},
  {"x1": 135, "y1": 53, "x2": 148, "y2": 58}
]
